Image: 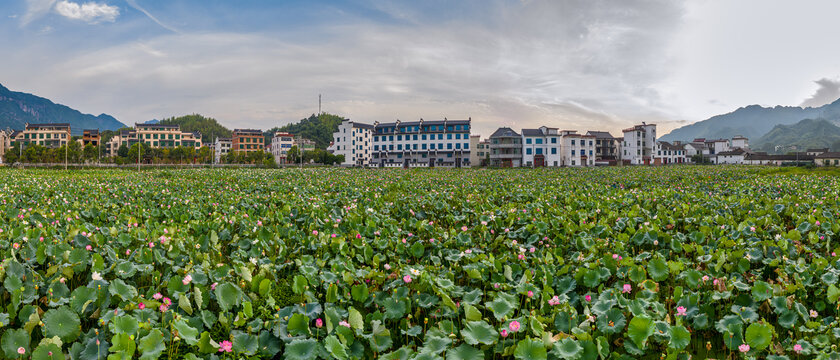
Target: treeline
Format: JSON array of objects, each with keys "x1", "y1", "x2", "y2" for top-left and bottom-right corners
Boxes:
[
  {"x1": 264, "y1": 113, "x2": 345, "y2": 149},
  {"x1": 3, "y1": 142, "x2": 98, "y2": 164},
  {"x1": 283, "y1": 146, "x2": 345, "y2": 165}
]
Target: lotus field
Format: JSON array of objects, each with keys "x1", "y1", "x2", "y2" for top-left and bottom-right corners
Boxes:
[{"x1": 1, "y1": 167, "x2": 840, "y2": 360}]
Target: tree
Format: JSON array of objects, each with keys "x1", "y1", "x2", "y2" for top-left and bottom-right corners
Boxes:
[
  {"x1": 287, "y1": 145, "x2": 300, "y2": 164},
  {"x1": 263, "y1": 113, "x2": 346, "y2": 149},
  {"x1": 117, "y1": 144, "x2": 129, "y2": 158},
  {"x1": 83, "y1": 144, "x2": 98, "y2": 162},
  {"x1": 160, "y1": 114, "x2": 232, "y2": 141}
]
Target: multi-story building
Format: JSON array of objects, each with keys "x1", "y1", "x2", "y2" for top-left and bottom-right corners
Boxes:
[
  {"x1": 731, "y1": 136, "x2": 749, "y2": 150},
  {"x1": 232, "y1": 129, "x2": 264, "y2": 154},
  {"x1": 715, "y1": 148, "x2": 752, "y2": 164},
  {"x1": 372, "y1": 118, "x2": 471, "y2": 168},
  {"x1": 0, "y1": 130, "x2": 9, "y2": 164},
  {"x1": 586, "y1": 131, "x2": 619, "y2": 163},
  {"x1": 295, "y1": 137, "x2": 317, "y2": 153},
  {"x1": 521, "y1": 126, "x2": 563, "y2": 167},
  {"x1": 559, "y1": 130, "x2": 596, "y2": 167},
  {"x1": 620, "y1": 123, "x2": 656, "y2": 165},
  {"x1": 331, "y1": 120, "x2": 374, "y2": 166},
  {"x1": 13, "y1": 123, "x2": 72, "y2": 148},
  {"x1": 654, "y1": 141, "x2": 687, "y2": 165},
  {"x1": 469, "y1": 135, "x2": 490, "y2": 167},
  {"x1": 82, "y1": 129, "x2": 100, "y2": 147},
  {"x1": 705, "y1": 139, "x2": 730, "y2": 155},
  {"x1": 214, "y1": 138, "x2": 232, "y2": 163},
  {"x1": 105, "y1": 124, "x2": 202, "y2": 156},
  {"x1": 271, "y1": 132, "x2": 295, "y2": 165},
  {"x1": 489, "y1": 127, "x2": 522, "y2": 167}
]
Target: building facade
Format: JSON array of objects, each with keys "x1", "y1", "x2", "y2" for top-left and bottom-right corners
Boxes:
[
  {"x1": 654, "y1": 142, "x2": 687, "y2": 165},
  {"x1": 271, "y1": 132, "x2": 295, "y2": 165},
  {"x1": 489, "y1": 127, "x2": 522, "y2": 167},
  {"x1": 232, "y1": 129, "x2": 264, "y2": 154},
  {"x1": 0, "y1": 130, "x2": 9, "y2": 164},
  {"x1": 586, "y1": 131, "x2": 619, "y2": 163},
  {"x1": 13, "y1": 123, "x2": 72, "y2": 148},
  {"x1": 105, "y1": 124, "x2": 202, "y2": 157},
  {"x1": 816, "y1": 152, "x2": 840, "y2": 166},
  {"x1": 82, "y1": 129, "x2": 100, "y2": 147},
  {"x1": 331, "y1": 120, "x2": 374, "y2": 166},
  {"x1": 559, "y1": 130, "x2": 596, "y2": 167},
  {"x1": 621, "y1": 123, "x2": 656, "y2": 165},
  {"x1": 521, "y1": 127, "x2": 563, "y2": 167},
  {"x1": 469, "y1": 135, "x2": 490, "y2": 167},
  {"x1": 214, "y1": 138, "x2": 232, "y2": 163},
  {"x1": 371, "y1": 119, "x2": 471, "y2": 168}
]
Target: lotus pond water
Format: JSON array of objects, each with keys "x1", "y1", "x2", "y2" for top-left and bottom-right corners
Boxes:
[{"x1": 0, "y1": 167, "x2": 839, "y2": 359}]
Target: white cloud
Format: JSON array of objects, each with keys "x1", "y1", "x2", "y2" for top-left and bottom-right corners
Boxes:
[
  {"x1": 125, "y1": 0, "x2": 180, "y2": 33},
  {"x1": 54, "y1": 0, "x2": 119, "y2": 24},
  {"x1": 801, "y1": 78, "x2": 840, "y2": 108},
  {"x1": 21, "y1": 0, "x2": 57, "y2": 25}
]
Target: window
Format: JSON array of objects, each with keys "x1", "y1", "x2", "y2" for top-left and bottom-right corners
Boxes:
[
  {"x1": 551, "y1": 148, "x2": 557, "y2": 155},
  {"x1": 551, "y1": 138, "x2": 557, "y2": 144},
  {"x1": 526, "y1": 138, "x2": 532, "y2": 144},
  {"x1": 571, "y1": 140, "x2": 575, "y2": 145},
  {"x1": 572, "y1": 150, "x2": 576, "y2": 155},
  {"x1": 464, "y1": 143, "x2": 469, "y2": 149},
  {"x1": 536, "y1": 139, "x2": 543, "y2": 144},
  {"x1": 526, "y1": 148, "x2": 532, "y2": 155},
  {"x1": 413, "y1": 135, "x2": 418, "y2": 140},
  {"x1": 421, "y1": 134, "x2": 427, "y2": 140},
  {"x1": 447, "y1": 143, "x2": 452, "y2": 149},
  {"x1": 397, "y1": 135, "x2": 402, "y2": 141},
  {"x1": 447, "y1": 134, "x2": 452, "y2": 140},
  {"x1": 536, "y1": 148, "x2": 543, "y2": 155}
]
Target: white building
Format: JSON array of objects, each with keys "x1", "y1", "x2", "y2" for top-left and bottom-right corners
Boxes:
[
  {"x1": 621, "y1": 123, "x2": 656, "y2": 165},
  {"x1": 706, "y1": 139, "x2": 731, "y2": 156},
  {"x1": 331, "y1": 120, "x2": 374, "y2": 166},
  {"x1": 214, "y1": 138, "x2": 232, "y2": 163},
  {"x1": 469, "y1": 135, "x2": 490, "y2": 167},
  {"x1": 654, "y1": 142, "x2": 687, "y2": 165},
  {"x1": 715, "y1": 148, "x2": 751, "y2": 164},
  {"x1": 0, "y1": 130, "x2": 9, "y2": 164},
  {"x1": 372, "y1": 119, "x2": 471, "y2": 168},
  {"x1": 271, "y1": 132, "x2": 295, "y2": 165},
  {"x1": 521, "y1": 127, "x2": 563, "y2": 167},
  {"x1": 559, "y1": 130, "x2": 596, "y2": 167},
  {"x1": 731, "y1": 136, "x2": 749, "y2": 150}
]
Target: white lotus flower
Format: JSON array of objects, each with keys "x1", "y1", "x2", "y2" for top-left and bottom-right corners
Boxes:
[{"x1": 92, "y1": 272, "x2": 102, "y2": 281}]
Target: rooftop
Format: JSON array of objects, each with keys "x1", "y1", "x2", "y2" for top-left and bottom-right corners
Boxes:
[{"x1": 489, "y1": 127, "x2": 520, "y2": 138}]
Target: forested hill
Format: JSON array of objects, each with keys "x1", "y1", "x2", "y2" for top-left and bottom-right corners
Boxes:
[
  {"x1": 263, "y1": 113, "x2": 346, "y2": 149},
  {"x1": 159, "y1": 114, "x2": 232, "y2": 142}
]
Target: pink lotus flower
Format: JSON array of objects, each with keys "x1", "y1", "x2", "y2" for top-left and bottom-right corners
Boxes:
[
  {"x1": 527, "y1": 291, "x2": 534, "y2": 298},
  {"x1": 517, "y1": 254, "x2": 524, "y2": 260},
  {"x1": 86, "y1": 245, "x2": 92, "y2": 251},
  {"x1": 461, "y1": 226, "x2": 468, "y2": 231},
  {"x1": 548, "y1": 296, "x2": 560, "y2": 306},
  {"x1": 750, "y1": 227, "x2": 755, "y2": 232},
  {"x1": 159, "y1": 304, "x2": 168, "y2": 313},
  {"x1": 163, "y1": 297, "x2": 172, "y2": 306},
  {"x1": 339, "y1": 320, "x2": 351, "y2": 328},
  {"x1": 153, "y1": 293, "x2": 162, "y2": 300},
  {"x1": 138, "y1": 302, "x2": 145, "y2": 310},
  {"x1": 676, "y1": 306, "x2": 687, "y2": 316},
  {"x1": 182, "y1": 274, "x2": 192, "y2": 285},
  {"x1": 403, "y1": 275, "x2": 412, "y2": 283},
  {"x1": 500, "y1": 329, "x2": 508, "y2": 338},
  {"x1": 211, "y1": 282, "x2": 218, "y2": 290},
  {"x1": 816, "y1": 221, "x2": 821, "y2": 226},
  {"x1": 17, "y1": 347, "x2": 25, "y2": 355},
  {"x1": 623, "y1": 284, "x2": 632, "y2": 294},
  {"x1": 384, "y1": 264, "x2": 391, "y2": 270},
  {"x1": 356, "y1": 234, "x2": 362, "y2": 239},
  {"x1": 793, "y1": 344, "x2": 803, "y2": 353},
  {"x1": 312, "y1": 230, "x2": 318, "y2": 236},
  {"x1": 810, "y1": 310, "x2": 818, "y2": 318},
  {"x1": 738, "y1": 344, "x2": 750, "y2": 353},
  {"x1": 315, "y1": 318, "x2": 323, "y2": 328},
  {"x1": 508, "y1": 320, "x2": 520, "y2": 332},
  {"x1": 219, "y1": 340, "x2": 233, "y2": 353},
  {"x1": 585, "y1": 295, "x2": 591, "y2": 302},
  {"x1": 612, "y1": 254, "x2": 618, "y2": 259}
]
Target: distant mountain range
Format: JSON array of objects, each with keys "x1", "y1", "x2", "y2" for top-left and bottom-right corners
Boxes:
[
  {"x1": 660, "y1": 99, "x2": 840, "y2": 149},
  {"x1": 0, "y1": 83, "x2": 125, "y2": 135},
  {"x1": 753, "y1": 118, "x2": 840, "y2": 152}
]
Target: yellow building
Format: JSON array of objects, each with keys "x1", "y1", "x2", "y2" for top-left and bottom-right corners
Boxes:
[
  {"x1": 13, "y1": 123, "x2": 72, "y2": 148},
  {"x1": 106, "y1": 123, "x2": 202, "y2": 156}
]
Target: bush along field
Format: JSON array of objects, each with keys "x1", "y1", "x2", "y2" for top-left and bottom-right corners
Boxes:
[{"x1": 0, "y1": 167, "x2": 839, "y2": 360}]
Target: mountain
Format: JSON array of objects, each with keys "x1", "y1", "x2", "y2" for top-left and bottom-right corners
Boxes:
[
  {"x1": 264, "y1": 113, "x2": 346, "y2": 149},
  {"x1": 0, "y1": 83, "x2": 125, "y2": 135},
  {"x1": 753, "y1": 118, "x2": 840, "y2": 153},
  {"x1": 660, "y1": 104, "x2": 825, "y2": 142},
  {"x1": 159, "y1": 114, "x2": 232, "y2": 142}
]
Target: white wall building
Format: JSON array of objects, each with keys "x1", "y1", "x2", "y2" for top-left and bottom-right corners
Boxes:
[
  {"x1": 654, "y1": 142, "x2": 687, "y2": 165},
  {"x1": 621, "y1": 123, "x2": 656, "y2": 165},
  {"x1": 715, "y1": 148, "x2": 750, "y2": 164},
  {"x1": 372, "y1": 119, "x2": 471, "y2": 168},
  {"x1": 559, "y1": 131, "x2": 596, "y2": 167},
  {"x1": 214, "y1": 138, "x2": 232, "y2": 163},
  {"x1": 270, "y1": 132, "x2": 295, "y2": 165},
  {"x1": 332, "y1": 120, "x2": 373, "y2": 166},
  {"x1": 521, "y1": 127, "x2": 563, "y2": 167},
  {"x1": 731, "y1": 136, "x2": 749, "y2": 150},
  {"x1": 469, "y1": 135, "x2": 490, "y2": 167},
  {"x1": 0, "y1": 130, "x2": 9, "y2": 164}
]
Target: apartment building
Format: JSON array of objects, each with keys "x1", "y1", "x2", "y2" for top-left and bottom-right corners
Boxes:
[
  {"x1": 0, "y1": 130, "x2": 9, "y2": 164},
  {"x1": 271, "y1": 132, "x2": 295, "y2": 165},
  {"x1": 621, "y1": 123, "x2": 656, "y2": 165},
  {"x1": 82, "y1": 129, "x2": 100, "y2": 147},
  {"x1": 469, "y1": 135, "x2": 490, "y2": 167},
  {"x1": 732, "y1": 136, "x2": 749, "y2": 150},
  {"x1": 295, "y1": 137, "x2": 316, "y2": 152},
  {"x1": 232, "y1": 129, "x2": 264, "y2": 153},
  {"x1": 586, "y1": 131, "x2": 619, "y2": 163},
  {"x1": 521, "y1": 127, "x2": 562, "y2": 167},
  {"x1": 331, "y1": 120, "x2": 374, "y2": 166},
  {"x1": 653, "y1": 141, "x2": 687, "y2": 165},
  {"x1": 559, "y1": 130, "x2": 596, "y2": 167},
  {"x1": 105, "y1": 124, "x2": 202, "y2": 156},
  {"x1": 370, "y1": 119, "x2": 471, "y2": 168},
  {"x1": 214, "y1": 138, "x2": 232, "y2": 163},
  {"x1": 489, "y1": 127, "x2": 522, "y2": 167},
  {"x1": 13, "y1": 123, "x2": 71, "y2": 148}
]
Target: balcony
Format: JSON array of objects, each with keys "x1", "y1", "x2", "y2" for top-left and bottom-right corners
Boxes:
[{"x1": 491, "y1": 143, "x2": 521, "y2": 149}]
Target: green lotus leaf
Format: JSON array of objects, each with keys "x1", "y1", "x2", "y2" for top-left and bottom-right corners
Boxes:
[
  {"x1": 287, "y1": 313, "x2": 310, "y2": 337},
  {"x1": 324, "y1": 335, "x2": 348, "y2": 360},
  {"x1": 745, "y1": 322, "x2": 772, "y2": 351},
  {"x1": 486, "y1": 297, "x2": 514, "y2": 320},
  {"x1": 626, "y1": 315, "x2": 654, "y2": 349},
  {"x1": 461, "y1": 321, "x2": 499, "y2": 345},
  {"x1": 351, "y1": 284, "x2": 369, "y2": 302},
  {"x1": 32, "y1": 343, "x2": 63, "y2": 360},
  {"x1": 1, "y1": 328, "x2": 30, "y2": 359},
  {"x1": 668, "y1": 325, "x2": 690, "y2": 350},
  {"x1": 137, "y1": 329, "x2": 165, "y2": 360},
  {"x1": 647, "y1": 257, "x2": 668, "y2": 282},
  {"x1": 172, "y1": 319, "x2": 199, "y2": 345},
  {"x1": 552, "y1": 338, "x2": 582, "y2": 360},
  {"x1": 596, "y1": 308, "x2": 626, "y2": 334},
  {"x1": 111, "y1": 315, "x2": 138, "y2": 336},
  {"x1": 446, "y1": 344, "x2": 483, "y2": 360},
  {"x1": 751, "y1": 281, "x2": 773, "y2": 302},
  {"x1": 214, "y1": 282, "x2": 242, "y2": 311},
  {"x1": 232, "y1": 331, "x2": 258, "y2": 355},
  {"x1": 514, "y1": 338, "x2": 547, "y2": 360},
  {"x1": 43, "y1": 306, "x2": 81, "y2": 343}
]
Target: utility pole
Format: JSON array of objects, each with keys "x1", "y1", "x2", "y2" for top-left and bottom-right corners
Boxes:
[
  {"x1": 65, "y1": 139, "x2": 68, "y2": 170},
  {"x1": 319, "y1": 94, "x2": 321, "y2": 115}
]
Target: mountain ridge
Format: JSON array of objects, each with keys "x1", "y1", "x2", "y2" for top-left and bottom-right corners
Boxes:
[{"x1": 0, "y1": 83, "x2": 126, "y2": 135}]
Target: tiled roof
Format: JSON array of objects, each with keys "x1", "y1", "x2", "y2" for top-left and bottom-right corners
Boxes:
[{"x1": 490, "y1": 127, "x2": 520, "y2": 138}]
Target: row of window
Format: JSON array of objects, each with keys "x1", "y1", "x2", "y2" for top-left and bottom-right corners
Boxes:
[
  {"x1": 525, "y1": 148, "x2": 594, "y2": 156},
  {"x1": 236, "y1": 137, "x2": 263, "y2": 143},
  {"x1": 656, "y1": 150, "x2": 685, "y2": 156},
  {"x1": 374, "y1": 143, "x2": 470, "y2": 151},
  {"x1": 375, "y1": 133, "x2": 467, "y2": 141},
  {"x1": 375, "y1": 125, "x2": 469, "y2": 133},
  {"x1": 23, "y1": 133, "x2": 68, "y2": 139},
  {"x1": 373, "y1": 153, "x2": 466, "y2": 159},
  {"x1": 143, "y1": 133, "x2": 188, "y2": 140},
  {"x1": 525, "y1": 138, "x2": 594, "y2": 146}
]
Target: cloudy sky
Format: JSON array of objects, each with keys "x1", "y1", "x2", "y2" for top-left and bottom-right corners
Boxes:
[{"x1": 3, "y1": 0, "x2": 840, "y2": 137}]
